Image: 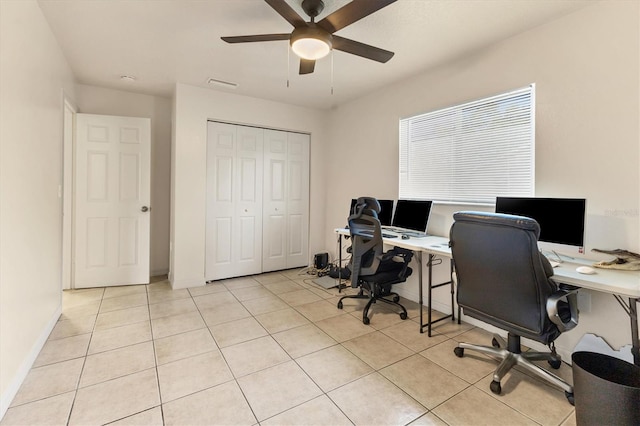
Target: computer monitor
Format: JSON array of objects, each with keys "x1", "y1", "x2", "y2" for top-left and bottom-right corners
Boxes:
[
  {"x1": 349, "y1": 198, "x2": 394, "y2": 226},
  {"x1": 495, "y1": 197, "x2": 586, "y2": 247},
  {"x1": 391, "y1": 200, "x2": 432, "y2": 233}
]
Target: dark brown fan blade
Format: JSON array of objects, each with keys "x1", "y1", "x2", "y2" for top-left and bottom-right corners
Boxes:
[
  {"x1": 332, "y1": 35, "x2": 394, "y2": 63},
  {"x1": 317, "y1": 0, "x2": 397, "y2": 34},
  {"x1": 299, "y1": 59, "x2": 316, "y2": 74},
  {"x1": 264, "y1": 0, "x2": 307, "y2": 28},
  {"x1": 221, "y1": 34, "x2": 290, "y2": 43}
]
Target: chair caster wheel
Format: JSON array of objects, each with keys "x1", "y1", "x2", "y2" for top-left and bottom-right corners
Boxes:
[
  {"x1": 337, "y1": 301, "x2": 343, "y2": 309},
  {"x1": 363, "y1": 316, "x2": 370, "y2": 325},
  {"x1": 400, "y1": 312, "x2": 407, "y2": 320},
  {"x1": 453, "y1": 347, "x2": 464, "y2": 358},
  {"x1": 490, "y1": 380, "x2": 502, "y2": 395},
  {"x1": 565, "y1": 391, "x2": 575, "y2": 406},
  {"x1": 393, "y1": 295, "x2": 400, "y2": 303},
  {"x1": 548, "y1": 358, "x2": 561, "y2": 369},
  {"x1": 492, "y1": 338, "x2": 500, "y2": 348}
]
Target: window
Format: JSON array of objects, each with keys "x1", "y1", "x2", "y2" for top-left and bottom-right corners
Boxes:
[{"x1": 399, "y1": 85, "x2": 535, "y2": 204}]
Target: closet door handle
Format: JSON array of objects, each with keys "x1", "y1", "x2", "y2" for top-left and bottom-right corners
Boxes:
[{"x1": 141, "y1": 206, "x2": 150, "y2": 212}]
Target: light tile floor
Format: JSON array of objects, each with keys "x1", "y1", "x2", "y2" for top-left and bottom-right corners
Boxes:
[{"x1": 2, "y1": 269, "x2": 577, "y2": 425}]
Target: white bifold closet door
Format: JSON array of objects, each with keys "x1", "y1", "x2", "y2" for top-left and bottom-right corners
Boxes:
[
  {"x1": 263, "y1": 130, "x2": 310, "y2": 272},
  {"x1": 206, "y1": 122, "x2": 264, "y2": 281},
  {"x1": 206, "y1": 122, "x2": 310, "y2": 280}
]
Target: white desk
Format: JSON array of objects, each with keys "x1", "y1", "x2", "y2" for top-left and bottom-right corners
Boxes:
[
  {"x1": 335, "y1": 228, "x2": 456, "y2": 337},
  {"x1": 551, "y1": 260, "x2": 639, "y2": 365},
  {"x1": 335, "y1": 228, "x2": 640, "y2": 365}
]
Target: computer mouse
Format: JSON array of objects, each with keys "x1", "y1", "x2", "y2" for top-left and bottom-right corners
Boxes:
[
  {"x1": 401, "y1": 234, "x2": 410, "y2": 239},
  {"x1": 576, "y1": 266, "x2": 596, "y2": 275}
]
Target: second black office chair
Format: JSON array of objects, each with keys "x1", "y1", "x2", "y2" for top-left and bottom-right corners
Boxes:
[
  {"x1": 337, "y1": 197, "x2": 413, "y2": 324},
  {"x1": 450, "y1": 211, "x2": 579, "y2": 404}
]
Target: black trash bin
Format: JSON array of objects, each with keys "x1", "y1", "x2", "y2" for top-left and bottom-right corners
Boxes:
[{"x1": 572, "y1": 351, "x2": 640, "y2": 425}]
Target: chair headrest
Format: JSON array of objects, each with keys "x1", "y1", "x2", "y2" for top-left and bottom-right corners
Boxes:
[
  {"x1": 453, "y1": 211, "x2": 540, "y2": 237},
  {"x1": 354, "y1": 197, "x2": 381, "y2": 215}
]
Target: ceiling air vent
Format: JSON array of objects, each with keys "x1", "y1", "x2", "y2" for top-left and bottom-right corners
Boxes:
[{"x1": 207, "y1": 78, "x2": 238, "y2": 89}]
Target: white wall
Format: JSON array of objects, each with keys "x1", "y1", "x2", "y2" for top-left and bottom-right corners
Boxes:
[
  {"x1": 325, "y1": 1, "x2": 639, "y2": 357},
  {"x1": 74, "y1": 84, "x2": 172, "y2": 276},
  {"x1": 0, "y1": 0, "x2": 76, "y2": 415},
  {"x1": 171, "y1": 84, "x2": 328, "y2": 289}
]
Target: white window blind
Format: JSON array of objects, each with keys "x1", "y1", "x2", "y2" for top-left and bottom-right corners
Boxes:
[{"x1": 399, "y1": 85, "x2": 535, "y2": 204}]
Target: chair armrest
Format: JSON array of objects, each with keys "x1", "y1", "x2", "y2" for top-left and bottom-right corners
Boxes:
[
  {"x1": 379, "y1": 247, "x2": 413, "y2": 263},
  {"x1": 546, "y1": 285, "x2": 579, "y2": 333}
]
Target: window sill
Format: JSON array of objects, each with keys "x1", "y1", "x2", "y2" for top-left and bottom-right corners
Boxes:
[{"x1": 432, "y1": 200, "x2": 495, "y2": 208}]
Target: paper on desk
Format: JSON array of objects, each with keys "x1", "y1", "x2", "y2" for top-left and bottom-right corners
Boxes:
[{"x1": 573, "y1": 333, "x2": 634, "y2": 364}]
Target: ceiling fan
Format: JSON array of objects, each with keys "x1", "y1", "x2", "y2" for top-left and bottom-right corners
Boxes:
[{"x1": 221, "y1": 0, "x2": 397, "y2": 75}]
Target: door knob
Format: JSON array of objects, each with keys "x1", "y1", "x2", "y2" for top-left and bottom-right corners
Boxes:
[{"x1": 141, "y1": 206, "x2": 150, "y2": 212}]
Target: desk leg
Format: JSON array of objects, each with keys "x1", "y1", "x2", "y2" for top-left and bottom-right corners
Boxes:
[
  {"x1": 428, "y1": 254, "x2": 433, "y2": 337},
  {"x1": 337, "y1": 234, "x2": 343, "y2": 293},
  {"x1": 420, "y1": 254, "x2": 455, "y2": 337},
  {"x1": 418, "y1": 251, "x2": 424, "y2": 334},
  {"x1": 630, "y1": 297, "x2": 639, "y2": 366},
  {"x1": 614, "y1": 295, "x2": 639, "y2": 366},
  {"x1": 450, "y1": 259, "x2": 455, "y2": 323}
]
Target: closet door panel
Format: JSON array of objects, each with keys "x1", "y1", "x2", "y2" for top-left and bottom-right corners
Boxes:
[
  {"x1": 215, "y1": 218, "x2": 232, "y2": 264},
  {"x1": 288, "y1": 213, "x2": 303, "y2": 256},
  {"x1": 234, "y1": 126, "x2": 263, "y2": 276},
  {"x1": 286, "y1": 133, "x2": 310, "y2": 268},
  {"x1": 263, "y1": 130, "x2": 288, "y2": 272},
  {"x1": 267, "y1": 215, "x2": 285, "y2": 256},
  {"x1": 206, "y1": 122, "x2": 236, "y2": 280},
  {"x1": 206, "y1": 122, "x2": 264, "y2": 280}
]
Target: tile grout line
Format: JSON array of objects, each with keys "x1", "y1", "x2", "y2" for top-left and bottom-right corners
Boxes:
[
  {"x1": 145, "y1": 281, "x2": 165, "y2": 426},
  {"x1": 65, "y1": 286, "x2": 105, "y2": 426},
  {"x1": 47, "y1": 272, "x2": 573, "y2": 426}
]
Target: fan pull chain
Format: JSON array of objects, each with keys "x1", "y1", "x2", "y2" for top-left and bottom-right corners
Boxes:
[
  {"x1": 331, "y1": 50, "x2": 334, "y2": 95},
  {"x1": 287, "y1": 44, "x2": 290, "y2": 88}
]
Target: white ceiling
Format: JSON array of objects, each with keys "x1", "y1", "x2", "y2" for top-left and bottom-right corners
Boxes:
[{"x1": 38, "y1": 0, "x2": 591, "y2": 110}]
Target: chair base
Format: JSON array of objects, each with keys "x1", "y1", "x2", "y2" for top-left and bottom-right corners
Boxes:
[
  {"x1": 337, "y1": 289, "x2": 407, "y2": 325},
  {"x1": 454, "y1": 333, "x2": 574, "y2": 404}
]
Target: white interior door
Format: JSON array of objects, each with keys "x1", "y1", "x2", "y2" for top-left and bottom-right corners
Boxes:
[
  {"x1": 263, "y1": 130, "x2": 288, "y2": 272},
  {"x1": 205, "y1": 122, "x2": 263, "y2": 280},
  {"x1": 286, "y1": 133, "x2": 310, "y2": 268},
  {"x1": 74, "y1": 114, "x2": 151, "y2": 288}
]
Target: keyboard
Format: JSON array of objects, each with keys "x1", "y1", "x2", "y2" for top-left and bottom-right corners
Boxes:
[
  {"x1": 359, "y1": 231, "x2": 398, "y2": 239},
  {"x1": 382, "y1": 226, "x2": 427, "y2": 238}
]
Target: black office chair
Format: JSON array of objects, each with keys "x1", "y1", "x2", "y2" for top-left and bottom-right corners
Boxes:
[
  {"x1": 449, "y1": 211, "x2": 579, "y2": 404},
  {"x1": 337, "y1": 197, "x2": 413, "y2": 324}
]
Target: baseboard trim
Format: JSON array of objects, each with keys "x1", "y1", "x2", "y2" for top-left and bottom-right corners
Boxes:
[
  {"x1": 169, "y1": 277, "x2": 205, "y2": 290},
  {"x1": 0, "y1": 305, "x2": 61, "y2": 420},
  {"x1": 150, "y1": 268, "x2": 169, "y2": 278}
]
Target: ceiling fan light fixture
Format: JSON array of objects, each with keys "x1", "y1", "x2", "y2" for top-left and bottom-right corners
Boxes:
[{"x1": 290, "y1": 27, "x2": 332, "y2": 60}]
